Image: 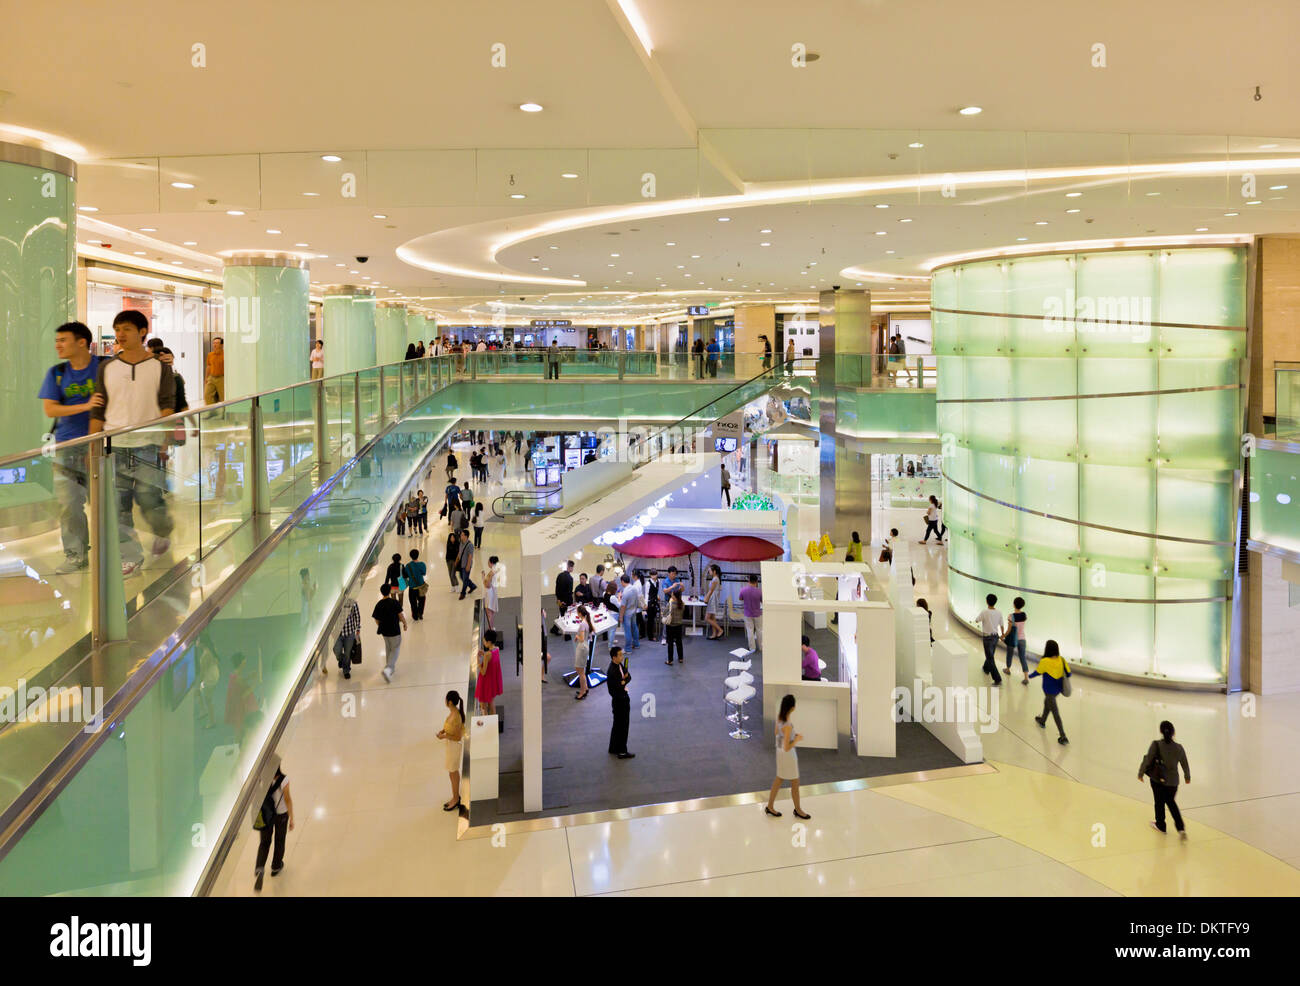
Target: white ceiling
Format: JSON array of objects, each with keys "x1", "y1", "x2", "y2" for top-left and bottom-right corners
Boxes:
[{"x1": 6, "y1": 0, "x2": 1300, "y2": 321}]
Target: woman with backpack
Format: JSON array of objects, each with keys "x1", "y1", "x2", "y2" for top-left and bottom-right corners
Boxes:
[
  {"x1": 1028, "y1": 638, "x2": 1071, "y2": 745},
  {"x1": 253, "y1": 764, "x2": 294, "y2": 891},
  {"x1": 1139, "y1": 720, "x2": 1191, "y2": 839}
]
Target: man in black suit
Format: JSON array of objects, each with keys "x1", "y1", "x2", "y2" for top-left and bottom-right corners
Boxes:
[
  {"x1": 554, "y1": 559, "x2": 575, "y2": 638},
  {"x1": 606, "y1": 645, "x2": 634, "y2": 759}
]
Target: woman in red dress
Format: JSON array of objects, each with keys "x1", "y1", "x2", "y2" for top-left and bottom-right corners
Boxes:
[{"x1": 475, "y1": 630, "x2": 504, "y2": 716}]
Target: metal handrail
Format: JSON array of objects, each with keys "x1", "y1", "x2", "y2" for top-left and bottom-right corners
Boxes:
[{"x1": 491, "y1": 488, "x2": 562, "y2": 519}]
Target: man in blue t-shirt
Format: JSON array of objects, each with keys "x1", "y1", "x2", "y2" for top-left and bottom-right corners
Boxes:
[
  {"x1": 37, "y1": 322, "x2": 100, "y2": 572},
  {"x1": 705, "y1": 337, "x2": 720, "y2": 378}
]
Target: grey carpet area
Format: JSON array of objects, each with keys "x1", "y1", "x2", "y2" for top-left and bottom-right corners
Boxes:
[{"x1": 473, "y1": 596, "x2": 963, "y2": 825}]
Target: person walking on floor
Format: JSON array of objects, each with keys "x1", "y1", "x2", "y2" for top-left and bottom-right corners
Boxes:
[
  {"x1": 404, "y1": 549, "x2": 427, "y2": 621},
  {"x1": 334, "y1": 598, "x2": 361, "y2": 679},
  {"x1": 483, "y1": 555, "x2": 500, "y2": 631},
  {"x1": 1003, "y1": 597, "x2": 1029, "y2": 683},
  {"x1": 456, "y1": 529, "x2": 478, "y2": 599},
  {"x1": 702, "y1": 563, "x2": 724, "y2": 639},
  {"x1": 573, "y1": 606, "x2": 594, "y2": 699},
  {"x1": 1139, "y1": 720, "x2": 1191, "y2": 840},
  {"x1": 664, "y1": 585, "x2": 686, "y2": 665},
  {"x1": 618, "y1": 572, "x2": 642, "y2": 650},
  {"x1": 204, "y1": 336, "x2": 225, "y2": 404},
  {"x1": 475, "y1": 630, "x2": 503, "y2": 715},
  {"x1": 385, "y1": 552, "x2": 405, "y2": 612},
  {"x1": 921, "y1": 495, "x2": 946, "y2": 543},
  {"x1": 606, "y1": 645, "x2": 634, "y2": 758},
  {"x1": 739, "y1": 573, "x2": 762, "y2": 652},
  {"x1": 444, "y1": 528, "x2": 461, "y2": 589},
  {"x1": 253, "y1": 763, "x2": 294, "y2": 891},
  {"x1": 976, "y1": 593, "x2": 1004, "y2": 686},
  {"x1": 373, "y1": 581, "x2": 407, "y2": 683},
  {"x1": 765, "y1": 694, "x2": 810, "y2": 819},
  {"x1": 1028, "y1": 638, "x2": 1071, "y2": 744},
  {"x1": 720, "y1": 463, "x2": 732, "y2": 507},
  {"x1": 437, "y1": 691, "x2": 465, "y2": 811},
  {"x1": 472, "y1": 501, "x2": 485, "y2": 548},
  {"x1": 445, "y1": 449, "x2": 458, "y2": 481}
]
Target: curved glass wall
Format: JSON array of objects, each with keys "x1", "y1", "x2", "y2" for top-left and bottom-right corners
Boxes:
[{"x1": 933, "y1": 245, "x2": 1246, "y2": 685}]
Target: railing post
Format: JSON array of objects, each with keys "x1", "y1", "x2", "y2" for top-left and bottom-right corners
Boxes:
[
  {"x1": 88, "y1": 439, "x2": 127, "y2": 647},
  {"x1": 314, "y1": 379, "x2": 329, "y2": 476},
  {"x1": 397, "y1": 361, "x2": 405, "y2": 412},
  {"x1": 248, "y1": 396, "x2": 270, "y2": 516},
  {"x1": 377, "y1": 365, "x2": 387, "y2": 426},
  {"x1": 470, "y1": 352, "x2": 478, "y2": 381},
  {"x1": 618, "y1": 351, "x2": 626, "y2": 380},
  {"x1": 352, "y1": 372, "x2": 364, "y2": 454}
]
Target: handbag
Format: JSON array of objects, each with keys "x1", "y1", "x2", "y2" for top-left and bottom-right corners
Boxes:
[
  {"x1": 350, "y1": 637, "x2": 362, "y2": 665},
  {"x1": 1059, "y1": 674, "x2": 1072, "y2": 698}
]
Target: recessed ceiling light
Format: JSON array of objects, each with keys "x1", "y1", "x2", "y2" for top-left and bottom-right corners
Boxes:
[
  {"x1": 607, "y1": 263, "x2": 615, "y2": 267},
  {"x1": 908, "y1": 142, "x2": 924, "y2": 149},
  {"x1": 691, "y1": 254, "x2": 701, "y2": 259},
  {"x1": 321, "y1": 154, "x2": 342, "y2": 162},
  {"x1": 898, "y1": 218, "x2": 913, "y2": 223},
  {"x1": 1065, "y1": 192, "x2": 1083, "y2": 198},
  {"x1": 1260, "y1": 143, "x2": 1280, "y2": 150},
  {"x1": 302, "y1": 191, "x2": 320, "y2": 197},
  {"x1": 1145, "y1": 191, "x2": 1160, "y2": 197},
  {"x1": 139, "y1": 227, "x2": 157, "y2": 232},
  {"x1": 665, "y1": 241, "x2": 675, "y2": 246},
  {"x1": 350, "y1": 269, "x2": 359, "y2": 274},
  {"x1": 1247, "y1": 199, "x2": 1262, "y2": 205},
  {"x1": 183, "y1": 240, "x2": 198, "y2": 245},
  {"x1": 717, "y1": 216, "x2": 731, "y2": 222},
  {"x1": 519, "y1": 102, "x2": 544, "y2": 113},
  {"x1": 133, "y1": 250, "x2": 146, "y2": 256},
  {"x1": 885, "y1": 249, "x2": 895, "y2": 254},
  {"x1": 560, "y1": 172, "x2": 579, "y2": 179},
  {"x1": 1034, "y1": 221, "x2": 1049, "y2": 225},
  {"x1": 610, "y1": 253, "x2": 620, "y2": 257},
  {"x1": 1224, "y1": 212, "x2": 1239, "y2": 217},
  {"x1": 372, "y1": 213, "x2": 387, "y2": 219},
  {"x1": 170, "y1": 181, "x2": 195, "y2": 189},
  {"x1": 77, "y1": 205, "x2": 98, "y2": 212},
  {"x1": 549, "y1": 245, "x2": 559, "y2": 250},
  {"x1": 267, "y1": 228, "x2": 281, "y2": 234},
  {"x1": 226, "y1": 210, "x2": 245, "y2": 216},
  {"x1": 1195, "y1": 227, "x2": 1209, "y2": 232},
  {"x1": 1065, "y1": 208, "x2": 1080, "y2": 214},
  {"x1": 760, "y1": 242, "x2": 771, "y2": 247},
  {"x1": 875, "y1": 231, "x2": 887, "y2": 236},
  {"x1": 1271, "y1": 185, "x2": 1289, "y2": 190},
  {"x1": 542, "y1": 267, "x2": 550, "y2": 271},
  {"x1": 958, "y1": 106, "x2": 982, "y2": 115},
  {"x1": 171, "y1": 260, "x2": 184, "y2": 265},
  {"x1": 295, "y1": 242, "x2": 309, "y2": 247},
  {"x1": 335, "y1": 262, "x2": 345, "y2": 267},
  {"x1": 510, "y1": 193, "x2": 526, "y2": 199},
  {"x1": 676, "y1": 265, "x2": 685, "y2": 269},
  {"x1": 1016, "y1": 236, "x2": 1028, "y2": 241},
  {"x1": 875, "y1": 203, "x2": 890, "y2": 209},
  {"x1": 86, "y1": 239, "x2": 101, "y2": 245}
]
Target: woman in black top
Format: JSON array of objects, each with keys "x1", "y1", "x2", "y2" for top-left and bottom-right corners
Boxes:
[
  {"x1": 760, "y1": 333, "x2": 773, "y2": 371},
  {"x1": 404, "y1": 343, "x2": 417, "y2": 361},
  {"x1": 385, "y1": 553, "x2": 405, "y2": 610},
  {"x1": 445, "y1": 450, "x2": 458, "y2": 481},
  {"x1": 1139, "y1": 720, "x2": 1191, "y2": 839},
  {"x1": 444, "y1": 532, "x2": 460, "y2": 587},
  {"x1": 472, "y1": 502, "x2": 485, "y2": 548}
]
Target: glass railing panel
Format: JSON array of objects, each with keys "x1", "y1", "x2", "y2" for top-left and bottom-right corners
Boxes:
[
  {"x1": 1277, "y1": 367, "x2": 1300, "y2": 441},
  {"x1": 196, "y1": 399, "x2": 253, "y2": 560},
  {"x1": 358, "y1": 368, "x2": 383, "y2": 442},
  {"x1": 260, "y1": 385, "x2": 303, "y2": 508}
]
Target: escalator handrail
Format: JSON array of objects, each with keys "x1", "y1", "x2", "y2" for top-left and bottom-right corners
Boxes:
[{"x1": 491, "y1": 488, "x2": 561, "y2": 519}]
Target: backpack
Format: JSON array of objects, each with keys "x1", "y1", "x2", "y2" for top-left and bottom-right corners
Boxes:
[
  {"x1": 252, "y1": 774, "x2": 283, "y2": 830},
  {"x1": 1146, "y1": 742, "x2": 1169, "y2": 785}
]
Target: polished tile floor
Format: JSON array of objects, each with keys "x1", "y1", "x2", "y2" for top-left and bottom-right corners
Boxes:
[{"x1": 211, "y1": 452, "x2": 1300, "y2": 896}]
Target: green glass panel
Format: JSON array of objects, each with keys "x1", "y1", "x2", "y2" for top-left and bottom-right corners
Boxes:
[
  {"x1": 1005, "y1": 254, "x2": 1073, "y2": 319},
  {"x1": 1249, "y1": 447, "x2": 1300, "y2": 554}
]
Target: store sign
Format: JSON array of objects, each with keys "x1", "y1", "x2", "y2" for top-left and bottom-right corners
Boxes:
[
  {"x1": 712, "y1": 410, "x2": 744, "y2": 438},
  {"x1": 530, "y1": 319, "x2": 571, "y2": 328},
  {"x1": 687, "y1": 306, "x2": 709, "y2": 316}
]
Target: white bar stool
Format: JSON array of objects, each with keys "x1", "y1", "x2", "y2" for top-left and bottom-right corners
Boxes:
[{"x1": 725, "y1": 683, "x2": 756, "y2": 739}]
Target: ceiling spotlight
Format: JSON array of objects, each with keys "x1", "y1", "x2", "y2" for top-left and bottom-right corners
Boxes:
[
  {"x1": 1034, "y1": 220, "x2": 1049, "y2": 225},
  {"x1": 1145, "y1": 191, "x2": 1160, "y2": 196},
  {"x1": 267, "y1": 228, "x2": 281, "y2": 234},
  {"x1": 519, "y1": 102, "x2": 544, "y2": 113},
  {"x1": 1270, "y1": 185, "x2": 1288, "y2": 190},
  {"x1": 760, "y1": 242, "x2": 771, "y2": 247},
  {"x1": 1224, "y1": 212, "x2": 1239, "y2": 217},
  {"x1": 1247, "y1": 199, "x2": 1262, "y2": 205},
  {"x1": 295, "y1": 242, "x2": 309, "y2": 247},
  {"x1": 1065, "y1": 208, "x2": 1080, "y2": 214},
  {"x1": 665, "y1": 241, "x2": 675, "y2": 246},
  {"x1": 1260, "y1": 143, "x2": 1280, "y2": 149},
  {"x1": 226, "y1": 209, "x2": 245, "y2": 216},
  {"x1": 510, "y1": 193, "x2": 526, "y2": 199},
  {"x1": 171, "y1": 260, "x2": 184, "y2": 265},
  {"x1": 183, "y1": 240, "x2": 198, "y2": 245},
  {"x1": 898, "y1": 218, "x2": 913, "y2": 223},
  {"x1": 1016, "y1": 236, "x2": 1028, "y2": 241},
  {"x1": 875, "y1": 231, "x2": 887, "y2": 236},
  {"x1": 875, "y1": 203, "x2": 889, "y2": 209},
  {"x1": 170, "y1": 181, "x2": 195, "y2": 189},
  {"x1": 1065, "y1": 191, "x2": 1082, "y2": 198},
  {"x1": 372, "y1": 213, "x2": 387, "y2": 219},
  {"x1": 958, "y1": 106, "x2": 982, "y2": 115},
  {"x1": 885, "y1": 249, "x2": 895, "y2": 254},
  {"x1": 133, "y1": 250, "x2": 146, "y2": 256},
  {"x1": 77, "y1": 205, "x2": 98, "y2": 212},
  {"x1": 139, "y1": 227, "x2": 157, "y2": 232},
  {"x1": 908, "y1": 142, "x2": 924, "y2": 149},
  {"x1": 321, "y1": 154, "x2": 342, "y2": 162},
  {"x1": 1195, "y1": 227, "x2": 1209, "y2": 231},
  {"x1": 691, "y1": 254, "x2": 701, "y2": 259},
  {"x1": 717, "y1": 216, "x2": 731, "y2": 222},
  {"x1": 610, "y1": 253, "x2": 620, "y2": 257},
  {"x1": 302, "y1": 191, "x2": 320, "y2": 197}
]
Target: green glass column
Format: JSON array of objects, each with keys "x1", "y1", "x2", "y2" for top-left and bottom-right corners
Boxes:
[
  {"x1": 221, "y1": 253, "x2": 310, "y2": 399},
  {"x1": 376, "y1": 301, "x2": 407, "y2": 364},
  {"x1": 322, "y1": 286, "x2": 376, "y2": 376},
  {"x1": 406, "y1": 310, "x2": 426, "y2": 350},
  {"x1": 934, "y1": 244, "x2": 1246, "y2": 686},
  {"x1": 1, "y1": 142, "x2": 76, "y2": 456}
]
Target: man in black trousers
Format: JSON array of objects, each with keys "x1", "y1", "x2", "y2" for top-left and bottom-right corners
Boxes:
[
  {"x1": 606, "y1": 645, "x2": 634, "y2": 759},
  {"x1": 554, "y1": 558, "x2": 574, "y2": 639}
]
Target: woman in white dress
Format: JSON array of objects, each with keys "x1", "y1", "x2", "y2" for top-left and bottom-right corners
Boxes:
[
  {"x1": 483, "y1": 556, "x2": 500, "y2": 631},
  {"x1": 765, "y1": 694, "x2": 811, "y2": 819},
  {"x1": 702, "y1": 564, "x2": 724, "y2": 640},
  {"x1": 572, "y1": 606, "x2": 594, "y2": 700}
]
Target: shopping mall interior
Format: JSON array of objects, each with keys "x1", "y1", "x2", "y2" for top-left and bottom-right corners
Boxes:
[{"x1": 3, "y1": 1, "x2": 1300, "y2": 913}]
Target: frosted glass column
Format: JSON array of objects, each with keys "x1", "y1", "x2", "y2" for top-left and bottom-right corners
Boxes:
[
  {"x1": 221, "y1": 253, "x2": 310, "y2": 399},
  {"x1": 376, "y1": 301, "x2": 407, "y2": 364},
  {"x1": 1, "y1": 142, "x2": 76, "y2": 456},
  {"x1": 933, "y1": 244, "x2": 1246, "y2": 685},
  {"x1": 406, "y1": 311, "x2": 426, "y2": 349},
  {"x1": 322, "y1": 286, "x2": 376, "y2": 376}
]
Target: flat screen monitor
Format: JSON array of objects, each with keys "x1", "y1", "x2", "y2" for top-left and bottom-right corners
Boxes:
[
  {"x1": 534, "y1": 467, "x2": 548, "y2": 487},
  {"x1": 564, "y1": 448, "x2": 582, "y2": 470},
  {"x1": 581, "y1": 435, "x2": 598, "y2": 449},
  {"x1": 714, "y1": 437, "x2": 738, "y2": 453},
  {"x1": 0, "y1": 467, "x2": 27, "y2": 485},
  {"x1": 547, "y1": 465, "x2": 562, "y2": 486}
]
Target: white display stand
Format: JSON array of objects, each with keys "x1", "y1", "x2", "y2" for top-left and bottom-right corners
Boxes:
[
  {"x1": 760, "y1": 560, "x2": 895, "y2": 758},
  {"x1": 469, "y1": 714, "x2": 499, "y2": 802}
]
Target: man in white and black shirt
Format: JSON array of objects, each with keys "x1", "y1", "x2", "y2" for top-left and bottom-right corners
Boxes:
[{"x1": 89, "y1": 309, "x2": 176, "y2": 577}]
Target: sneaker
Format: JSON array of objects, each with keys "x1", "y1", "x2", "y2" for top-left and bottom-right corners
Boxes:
[
  {"x1": 381, "y1": 667, "x2": 392, "y2": 682},
  {"x1": 122, "y1": 559, "x2": 142, "y2": 577},
  {"x1": 1057, "y1": 736, "x2": 1069, "y2": 745},
  {"x1": 254, "y1": 870, "x2": 264, "y2": 891},
  {"x1": 617, "y1": 752, "x2": 636, "y2": 759},
  {"x1": 1034, "y1": 715, "x2": 1046, "y2": 728},
  {"x1": 150, "y1": 536, "x2": 171, "y2": 557},
  {"x1": 343, "y1": 671, "x2": 351, "y2": 679},
  {"x1": 270, "y1": 864, "x2": 283, "y2": 877},
  {"x1": 56, "y1": 557, "x2": 88, "y2": 575}
]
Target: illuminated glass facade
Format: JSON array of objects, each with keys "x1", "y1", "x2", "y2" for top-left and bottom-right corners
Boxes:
[{"x1": 934, "y1": 245, "x2": 1247, "y2": 684}]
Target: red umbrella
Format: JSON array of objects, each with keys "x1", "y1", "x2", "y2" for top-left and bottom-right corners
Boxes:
[
  {"x1": 617, "y1": 531, "x2": 698, "y2": 558},
  {"x1": 697, "y1": 535, "x2": 784, "y2": 562}
]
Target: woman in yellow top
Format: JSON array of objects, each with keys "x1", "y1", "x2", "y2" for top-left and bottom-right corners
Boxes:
[
  {"x1": 437, "y1": 690, "x2": 466, "y2": 811},
  {"x1": 844, "y1": 531, "x2": 863, "y2": 563},
  {"x1": 1027, "y1": 639, "x2": 1071, "y2": 745}
]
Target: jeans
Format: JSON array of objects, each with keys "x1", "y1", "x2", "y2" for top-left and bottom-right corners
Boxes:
[
  {"x1": 459, "y1": 567, "x2": 477, "y2": 598},
  {"x1": 1150, "y1": 779, "x2": 1184, "y2": 832},
  {"x1": 255, "y1": 812, "x2": 289, "y2": 873},
  {"x1": 743, "y1": 615, "x2": 762, "y2": 652},
  {"x1": 1040, "y1": 692, "x2": 1064, "y2": 736},
  {"x1": 707, "y1": 358, "x2": 718, "y2": 378},
  {"x1": 623, "y1": 611, "x2": 640, "y2": 648},
  {"x1": 53, "y1": 448, "x2": 90, "y2": 562},
  {"x1": 665, "y1": 624, "x2": 684, "y2": 662},
  {"x1": 383, "y1": 634, "x2": 402, "y2": 674},
  {"x1": 1004, "y1": 630, "x2": 1027, "y2": 672},
  {"x1": 446, "y1": 560, "x2": 459, "y2": 586},
  {"x1": 114, "y1": 444, "x2": 174, "y2": 565},
  {"x1": 474, "y1": 525, "x2": 483, "y2": 548},
  {"x1": 981, "y1": 635, "x2": 1002, "y2": 684},
  {"x1": 335, "y1": 633, "x2": 356, "y2": 673},
  {"x1": 923, "y1": 519, "x2": 945, "y2": 542}
]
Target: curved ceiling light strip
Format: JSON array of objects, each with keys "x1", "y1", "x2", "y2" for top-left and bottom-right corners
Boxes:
[{"x1": 396, "y1": 157, "x2": 1300, "y2": 287}]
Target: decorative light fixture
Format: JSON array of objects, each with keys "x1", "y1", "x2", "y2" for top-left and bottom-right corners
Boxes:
[
  {"x1": 561, "y1": 172, "x2": 579, "y2": 179},
  {"x1": 321, "y1": 154, "x2": 342, "y2": 162},
  {"x1": 908, "y1": 142, "x2": 924, "y2": 149},
  {"x1": 958, "y1": 106, "x2": 982, "y2": 115},
  {"x1": 519, "y1": 102, "x2": 544, "y2": 113},
  {"x1": 226, "y1": 210, "x2": 244, "y2": 216},
  {"x1": 170, "y1": 181, "x2": 195, "y2": 189}
]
